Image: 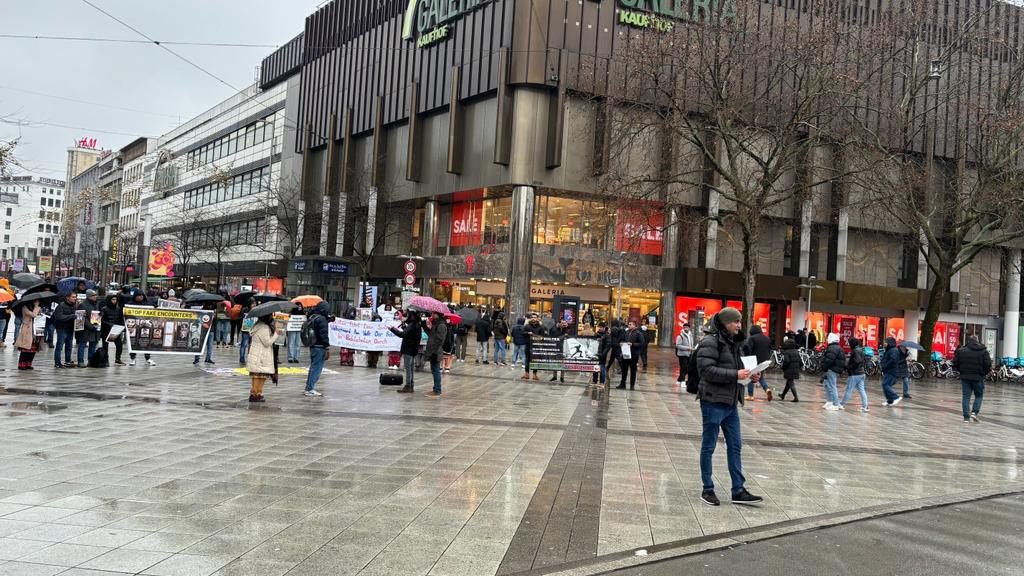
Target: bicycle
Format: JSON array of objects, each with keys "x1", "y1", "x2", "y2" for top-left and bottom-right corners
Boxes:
[
  {"x1": 931, "y1": 359, "x2": 959, "y2": 379},
  {"x1": 908, "y1": 359, "x2": 925, "y2": 380},
  {"x1": 770, "y1": 349, "x2": 784, "y2": 370}
]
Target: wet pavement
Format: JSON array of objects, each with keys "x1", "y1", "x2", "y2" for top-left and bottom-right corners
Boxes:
[{"x1": 0, "y1": 344, "x2": 1020, "y2": 575}]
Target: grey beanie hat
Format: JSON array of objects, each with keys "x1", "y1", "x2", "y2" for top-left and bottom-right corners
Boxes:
[
  {"x1": 717, "y1": 307, "x2": 741, "y2": 325},
  {"x1": 85, "y1": 289, "x2": 97, "y2": 297}
]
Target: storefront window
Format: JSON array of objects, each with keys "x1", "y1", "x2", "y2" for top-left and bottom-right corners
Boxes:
[
  {"x1": 442, "y1": 196, "x2": 512, "y2": 255},
  {"x1": 534, "y1": 196, "x2": 615, "y2": 250}
]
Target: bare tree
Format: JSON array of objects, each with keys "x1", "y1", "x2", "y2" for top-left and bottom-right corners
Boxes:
[
  {"x1": 0, "y1": 135, "x2": 18, "y2": 176},
  {"x1": 847, "y1": 1, "x2": 1024, "y2": 352},
  {"x1": 589, "y1": 0, "x2": 887, "y2": 328},
  {"x1": 346, "y1": 175, "x2": 417, "y2": 282},
  {"x1": 252, "y1": 174, "x2": 305, "y2": 260},
  {"x1": 155, "y1": 208, "x2": 204, "y2": 284}
]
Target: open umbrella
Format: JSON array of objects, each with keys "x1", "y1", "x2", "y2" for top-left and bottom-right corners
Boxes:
[
  {"x1": 232, "y1": 291, "x2": 256, "y2": 307},
  {"x1": 11, "y1": 291, "x2": 57, "y2": 314},
  {"x1": 12, "y1": 273, "x2": 42, "y2": 289},
  {"x1": 247, "y1": 300, "x2": 297, "y2": 319},
  {"x1": 57, "y1": 276, "x2": 94, "y2": 296},
  {"x1": 185, "y1": 292, "x2": 228, "y2": 305},
  {"x1": 292, "y1": 295, "x2": 323, "y2": 307},
  {"x1": 254, "y1": 293, "x2": 287, "y2": 304},
  {"x1": 407, "y1": 295, "x2": 449, "y2": 315},
  {"x1": 24, "y1": 283, "x2": 58, "y2": 297},
  {"x1": 0, "y1": 292, "x2": 14, "y2": 304},
  {"x1": 900, "y1": 341, "x2": 926, "y2": 351},
  {"x1": 457, "y1": 307, "x2": 480, "y2": 324},
  {"x1": 445, "y1": 312, "x2": 462, "y2": 325}
]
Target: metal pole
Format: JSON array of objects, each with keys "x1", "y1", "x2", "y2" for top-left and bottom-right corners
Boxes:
[
  {"x1": 101, "y1": 226, "x2": 110, "y2": 288},
  {"x1": 140, "y1": 217, "x2": 152, "y2": 293},
  {"x1": 73, "y1": 230, "x2": 81, "y2": 276},
  {"x1": 616, "y1": 254, "x2": 625, "y2": 321},
  {"x1": 963, "y1": 294, "x2": 970, "y2": 347}
]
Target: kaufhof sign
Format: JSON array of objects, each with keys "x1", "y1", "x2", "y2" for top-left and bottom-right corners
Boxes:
[
  {"x1": 618, "y1": 0, "x2": 737, "y2": 31},
  {"x1": 402, "y1": 0, "x2": 494, "y2": 47}
]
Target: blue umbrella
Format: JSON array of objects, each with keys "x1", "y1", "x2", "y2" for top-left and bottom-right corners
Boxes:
[{"x1": 57, "y1": 276, "x2": 94, "y2": 296}]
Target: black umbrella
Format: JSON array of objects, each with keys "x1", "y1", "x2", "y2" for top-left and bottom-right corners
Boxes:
[
  {"x1": 24, "y1": 283, "x2": 58, "y2": 297},
  {"x1": 12, "y1": 273, "x2": 42, "y2": 289},
  {"x1": 185, "y1": 292, "x2": 228, "y2": 305},
  {"x1": 457, "y1": 308, "x2": 481, "y2": 323},
  {"x1": 253, "y1": 294, "x2": 287, "y2": 304},
  {"x1": 11, "y1": 291, "x2": 57, "y2": 314},
  {"x1": 247, "y1": 300, "x2": 296, "y2": 319},
  {"x1": 232, "y1": 291, "x2": 257, "y2": 307}
]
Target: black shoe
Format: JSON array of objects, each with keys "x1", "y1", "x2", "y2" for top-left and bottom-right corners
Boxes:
[
  {"x1": 616, "y1": 385, "x2": 626, "y2": 389},
  {"x1": 248, "y1": 395, "x2": 258, "y2": 403},
  {"x1": 560, "y1": 377, "x2": 565, "y2": 383},
  {"x1": 54, "y1": 364, "x2": 63, "y2": 369},
  {"x1": 731, "y1": 489, "x2": 764, "y2": 506},
  {"x1": 701, "y1": 489, "x2": 720, "y2": 506},
  {"x1": 550, "y1": 376, "x2": 558, "y2": 382},
  {"x1": 205, "y1": 360, "x2": 215, "y2": 364},
  {"x1": 902, "y1": 394, "x2": 912, "y2": 399},
  {"x1": 483, "y1": 361, "x2": 490, "y2": 365},
  {"x1": 792, "y1": 398, "x2": 799, "y2": 403},
  {"x1": 115, "y1": 360, "x2": 125, "y2": 365},
  {"x1": 630, "y1": 385, "x2": 635, "y2": 390},
  {"x1": 255, "y1": 395, "x2": 266, "y2": 403},
  {"x1": 193, "y1": 359, "x2": 200, "y2": 365}
]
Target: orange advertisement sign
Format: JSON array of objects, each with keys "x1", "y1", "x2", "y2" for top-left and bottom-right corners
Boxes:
[{"x1": 148, "y1": 242, "x2": 175, "y2": 278}]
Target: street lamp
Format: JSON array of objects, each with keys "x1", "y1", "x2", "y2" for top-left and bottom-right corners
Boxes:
[
  {"x1": 263, "y1": 260, "x2": 278, "y2": 293},
  {"x1": 797, "y1": 275, "x2": 825, "y2": 343},
  {"x1": 139, "y1": 216, "x2": 152, "y2": 293},
  {"x1": 962, "y1": 293, "x2": 978, "y2": 347},
  {"x1": 609, "y1": 251, "x2": 627, "y2": 321}
]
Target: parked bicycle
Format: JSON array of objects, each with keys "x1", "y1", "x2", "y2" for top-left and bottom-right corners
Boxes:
[{"x1": 931, "y1": 359, "x2": 959, "y2": 379}]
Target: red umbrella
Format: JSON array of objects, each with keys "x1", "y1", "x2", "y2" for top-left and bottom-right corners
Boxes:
[{"x1": 445, "y1": 312, "x2": 462, "y2": 325}]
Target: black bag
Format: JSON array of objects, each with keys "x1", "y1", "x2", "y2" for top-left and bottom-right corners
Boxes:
[
  {"x1": 89, "y1": 348, "x2": 108, "y2": 368},
  {"x1": 301, "y1": 315, "x2": 319, "y2": 347},
  {"x1": 686, "y1": 338, "x2": 723, "y2": 394},
  {"x1": 379, "y1": 373, "x2": 403, "y2": 386}
]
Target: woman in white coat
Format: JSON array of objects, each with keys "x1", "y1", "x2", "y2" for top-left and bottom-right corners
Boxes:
[{"x1": 247, "y1": 314, "x2": 280, "y2": 403}]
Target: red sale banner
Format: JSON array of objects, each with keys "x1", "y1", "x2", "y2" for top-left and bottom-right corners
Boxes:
[
  {"x1": 616, "y1": 207, "x2": 664, "y2": 256},
  {"x1": 673, "y1": 297, "x2": 724, "y2": 341},
  {"x1": 450, "y1": 201, "x2": 483, "y2": 247},
  {"x1": 726, "y1": 300, "x2": 771, "y2": 335}
]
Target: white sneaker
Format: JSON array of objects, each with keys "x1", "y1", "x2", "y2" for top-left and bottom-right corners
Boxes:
[
  {"x1": 826, "y1": 404, "x2": 840, "y2": 411},
  {"x1": 304, "y1": 390, "x2": 322, "y2": 397},
  {"x1": 823, "y1": 402, "x2": 833, "y2": 410},
  {"x1": 129, "y1": 360, "x2": 136, "y2": 366},
  {"x1": 838, "y1": 404, "x2": 846, "y2": 410},
  {"x1": 147, "y1": 359, "x2": 157, "y2": 366},
  {"x1": 890, "y1": 396, "x2": 902, "y2": 406},
  {"x1": 860, "y1": 407, "x2": 870, "y2": 412}
]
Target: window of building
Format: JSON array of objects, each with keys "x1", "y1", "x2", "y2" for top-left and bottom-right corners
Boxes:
[
  {"x1": 55, "y1": 200, "x2": 61, "y2": 208},
  {"x1": 44, "y1": 238, "x2": 51, "y2": 247},
  {"x1": 38, "y1": 224, "x2": 44, "y2": 232},
  {"x1": 47, "y1": 198, "x2": 54, "y2": 207},
  {"x1": 53, "y1": 225, "x2": 58, "y2": 235},
  {"x1": 40, "y1": 198, "x2": 46, "y2": 207},
  {"x1": 4, "y1": 221, "x2": 9, "y2": 230},
  {"x1": 2, "y1": 235, "x2": 8, "y2": 244},
  {"x1": 56, "y1": 189, "x2": 61, "y2": 195},
  {"x1": 45, "y1": 224, "x2": 51, "y2": 233},
  {"x1": 534, "y1": 196, "x2": 617, "y2": 250},
  {"x1": 4, "y1": 208, "x2": 10, "y2": 216},
  {"x1": 39, "y1": 210, "x2": 45, "y2": 219}
]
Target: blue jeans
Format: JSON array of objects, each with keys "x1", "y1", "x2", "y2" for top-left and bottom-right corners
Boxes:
[
  {"x1": 747, "y1": 374, "x2": 769, "y2": 396},
  {"x1": 306, "y1": 346, "x2": 326, "y2": 392},
  {"x1": 823, "y1": 371, "x2": 840, "y2": 405},
  {"x1": 215, "y1": 319, "x2": 230, "y2": 344},
  {"x1": 902, "y1": 376, "x2": 910, "y2": 396},
  {"x1": 881, "y1": 374, "x2": 900, "y2": 403},
  {"x1": 403, "y1": 353, "x2": 416, "y2": 389},
  {"x1": 194, "y1": 340, "x2": 214, "y2": 363},
  {"x1": 476, "y1": 340, "x2": 489, "y2": 362},
  {"x1": 592, "y1": 361, "x2": 607, "y2": 384},
  {"x1": 55, "y1": 328, "x2": 74, "y2": 365},
  {"x1": 699, "y1": 401, "x2": 745, "y2": 495},
  {"x1": 76, "y1": 337, "x2": 96, "y2": 365},
  {"x1": 45, "y1": 319, "x2": 55, "y2": 346},
  {"x1": 239, "y1": 332, "x2": 251, "y2": 363},
  {"x1": 287, "y1": 331, "x2": 301, "y2": 361},
  {"x1": 0, "y1": 318, "x2": 7, "y2": 342},
  {"x1": 430, "y1": 355, "x2": 442, "y2": 393},
  {"x1": 961, "y1": 379, "x2": 984, "y2": 420},
  {"x1": 493, "y1": 339, "x2": 507, "y2": 364},
  {"x1": 512, "y1": 344, "x2": 525, "y2": 365},
  {"x1": 841, "y1": 374, "x2": 868, "y2": 408}
]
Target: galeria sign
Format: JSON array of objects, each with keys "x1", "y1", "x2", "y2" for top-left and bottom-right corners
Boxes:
[
  {"x1": 618, "y1": 0, "x2": 737, "y2": 31},
  {"x1": 403, "y1": 0, "x2": 494, "y2": 47}
]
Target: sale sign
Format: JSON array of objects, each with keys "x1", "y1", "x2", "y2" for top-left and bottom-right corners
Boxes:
[
  {"x1": 450, "y1": 202, "x2": 483, "y2": 247},
  {"x1": 726, "y1": 300, "x2": 771, "y2": 335},
  {"x1": 673, "y1": 296, "x2": 724, "y2": 341},
  {"x1": 616, "y1": 207, "x2": 664, "y2": 255}
]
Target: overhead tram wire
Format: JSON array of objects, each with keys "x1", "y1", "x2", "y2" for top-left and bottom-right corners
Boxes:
[
  {"x1": 0, "y1": 85, "x2": 181, "y2": 120},
  {"x1": 0, "y1": 34, "x2": 279, "y2": 49}
]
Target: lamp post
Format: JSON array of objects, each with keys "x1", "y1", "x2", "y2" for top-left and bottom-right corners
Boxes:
[
  {"x1": 962, "y1": 293, "x2": 978, "y2": 347},
  {"x1": 263, "y1": 260, "x2": 278, "y2": 293},
  {"x1": 609, "y1": 251, "x2": 627, "y2": 321},
  {"x1": 73, "y1": 230, "x2": 81, "y2": 276},
  {"x1": 140, "y1": 216, "x2": 152, "y2": 293},
  {"x1": 797, "y1": 276, "x2": 824, "y2": 344}
]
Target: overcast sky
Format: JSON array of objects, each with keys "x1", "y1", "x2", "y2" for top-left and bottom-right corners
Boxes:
[{"x1": 1, "y1": 0, "x2": 322, "y2": 179}]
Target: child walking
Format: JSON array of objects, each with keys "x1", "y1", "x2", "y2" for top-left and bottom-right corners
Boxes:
[{"x1": 780, "y1": 338, "x2": 801, "y2": 402}]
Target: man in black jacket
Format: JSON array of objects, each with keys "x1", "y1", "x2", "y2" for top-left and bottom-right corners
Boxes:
[
  {"x1": 520, "y1": 314, "x2": 545, "y2": 381},
  {"x1": 953, "y1": 335, "x2": 992, "y2": 423},
  {"x1": 820, "y1": 333, "x2": 845, "y2": 410},
  {"x1": 390, "y1": 311, "x2": 422, "y2": 394},
  {"x1": 742, "y1": 325, "x2": 773, "y2": 401},
  {"x1": 303, "y1": 301, "x2": 331, "y2": 397},
  {"x1": 695, "y1": 307, "x2": 763, "y2": 507},
  {"x1": 547, "y1": 320, "x2": 568, "y2": 383},
  {"x1": 100, "y1": 293, "x2": 126, "y2": 366},
  {"x1": 474, "y1": 316, "x2": 492, "y2": 364},
  {"x1": 839, "y1": 337, "x2": 869, "y2": 411},
  {"x1": 616, "y1": 321, "x2": 644, "y2": 390},
  {"x1": 75, "y1": 290, "x2": 101, "y2": 367},
  {"x1": 52, "y1": 293, "x2": 78, "y2": 368}
]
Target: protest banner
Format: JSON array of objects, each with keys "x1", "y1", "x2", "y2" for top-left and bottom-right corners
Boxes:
[
  {"x1": 158, "y1": 299, "x2": 182, "y2": 309},
  {"x1": 528, "y1": 336, "x2": 601, "y2": 373},
  {"x1": 328, "y1": 319, "x2": 403, "y2": 352},
  {"x1": 286, "y1": 315, "x2": 305, "y2": 332},
  {"x1": 123, "y1": 306, "x2": 212, "y2": 355},
  {"x1": 32, "y1": 314, "x2": 46, "y2": 337}
]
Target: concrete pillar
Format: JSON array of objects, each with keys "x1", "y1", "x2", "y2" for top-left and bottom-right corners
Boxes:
[
  {"x1": 791, "y1": 300, "x2": 806, "y2": 336},
  {"x1": 705, "y1": 191, "x2": 719, "y2": 268},
  {"x1": 1002, "y1": 249, "x2": 1021, "y2": 358},
  {"x1": 658, "y1": 206, "x2": 681, "y2": 348},
  {"x1": 835, "y1": 208, "x2": 849, "y2": 282},
  {"x1": 505, "y1": 185, "x2": 535, "y2": 322},
  {"x1": 798, "y1": 201, "x2": 812, "y2": 278},
  {"x1": 902, "y1": 308, "x2": 922, "y2": 359},
  {"x1": 422, "y1": 200, "x2": 438, "y2": 257}
]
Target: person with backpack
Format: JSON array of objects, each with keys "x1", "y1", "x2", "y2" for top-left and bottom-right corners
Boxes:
[
  {"x1": 492, "y1": 312, "x2": 509, "y2": 366},
  {"x1": 741, "y1": 325, "x2": 773, "y2": 401},
  {"x1": 693, "y1": 307, "x2": 763, "y2": 507},
  {"x1": 511, "y1": 317, "x2": 528, "y2": 367},
  {"x1": 442, "y1": 316, "x2": 456, "y2": 373},
  {"x1": 228, "y1": 301, "x2": 243, "y2": 346},
  {"x1": 820, "y1": 333, "x2": 845, "y2": 410},
  {"x1": 474, "y1": 315, "x2": 492, "y2": 364},
  {"x1": 389, "y1": 311, "x2": 422, "y2": 393},
  {"x1": 453, "y1": 318, "x2": 470, "y2": 362},
  {"x1": 839, "y1": 336, "x2": 869, "y2": 412},
  {"x1": 675, "y1": 323, "x2": 694, "y2": 385},
  {"x1": 303, "y1": 302, "x2": 331, "y2": 397},
  {"x1": 779, "y1": 338, "x2": 801, "y2": 402},
  {"x1": 879, "y1": 337, "x2": 906, "y2": 407}
]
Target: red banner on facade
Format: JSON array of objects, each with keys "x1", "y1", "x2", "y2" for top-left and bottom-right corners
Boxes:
[
  {"x1": 673, "y1": 296, "x2": 724, "y2": 341},
  {"x1": 450, "y1": 201, "x2": 483, "y2": 247},
  {"x1": 726, "y1": 300, "x2": 772, "y2": 335},
  {"x1": 615, "y1": 207, "x2": 664, "y2": 255}
]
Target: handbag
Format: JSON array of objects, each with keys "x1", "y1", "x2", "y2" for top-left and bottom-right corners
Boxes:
[{"x1": 620, "y1": 342, "x2": 632, "y2": 359}]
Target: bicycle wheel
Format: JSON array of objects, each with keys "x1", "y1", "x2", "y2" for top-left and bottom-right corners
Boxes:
[
  {"x1": 910, "y1": 362, "x2": 925, "y2": 380},
  {"x1": 949, "y1": 369, "x2": 960, "y2": 380}
]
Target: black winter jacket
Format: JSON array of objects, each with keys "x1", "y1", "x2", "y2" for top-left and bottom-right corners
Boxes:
[
  {"x1": 390, "y1": 319, "x2": 423, "y2": 356},
  {"x1": 846, "y1": 339, "x2": 866, "y2": 376},
  {"x1": 743, "y1": 326, "x2": 773, "y2": 363},
  {"x1": 821, "y1": 342, "x2": 846, "y2": 374},
  {"x1": 953, "y1": 341, "x2": 992, "y2": 379},
  {"x1": 492, "y1": 318, "x2": 509, "y2": 340},
  {"x1": 622, "y1": 328, "x2": 644, "y2": 358},
  {"x1": 474, "y1": 317, "x2": 492, "y2": 342},
  {"x1": 880, "y1": 341, "x2": 908, "y2": 377},
  {"x1": 781, "y1": 340, "x2": 802, "y2": 380},
  {"x1": 308, "y1": 302, "x2": 331, "y2": 348},
  {"x1": 696, "y1": 314, "x2": 746, "y2": 406},
  {"x1": 52, "y1": 300, "x2": 77, "y2": 330},
  {"x1": 76, "y1": 298, "x2": 100, "y2": 341},
  {"x1": 100, "y1": 295, "x2": 125, "y2": 327},
  {"x1": 511, "y1": 320, "x2": 529, "y2": 345}
]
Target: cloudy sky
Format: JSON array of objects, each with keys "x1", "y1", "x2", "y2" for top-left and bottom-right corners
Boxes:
[{"x1": 1, "y1": 0, "x2": 322, "y2": 179}]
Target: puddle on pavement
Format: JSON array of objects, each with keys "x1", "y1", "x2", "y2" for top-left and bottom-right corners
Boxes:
[{"x1": 3, "y1": 401, "x2": 68, "y2": 416}]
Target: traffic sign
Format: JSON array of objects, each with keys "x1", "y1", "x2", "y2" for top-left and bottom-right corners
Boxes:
[
  {"x1": 404, "y1": 273, "x2": 416, "y2": 285},
  {"x1": 404, "y1": 259, "x2": 417, "y2": 274}
]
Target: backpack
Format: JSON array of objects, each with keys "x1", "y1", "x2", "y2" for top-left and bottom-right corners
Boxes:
[
  {"x1": 686, "y1": 337, "x2": 724, "y2": 394},
  {"x1": 442, "y1": 326, "x2": 455, "y2": 354},
  {"x1": 301, "y1": 315, "x2": 321, "y2": 347}
]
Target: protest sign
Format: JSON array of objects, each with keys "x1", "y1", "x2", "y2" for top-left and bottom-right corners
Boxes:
[
  {"x1": 328, "y1": 319, "x2": 403, "y2": 352},
  {"x1": 123, "y1": 306, "x2": 212, "y2": 355},
  {"x1": 286, "y1": 315, "x2": 305, "y2": 332},
  {"x1": 528, "y1": 336, "x2": 601, "y2": 373},
  {"x1": 158, "y1": 299, "x2": 182, "y2": 309},
  {"x1": 74, "y1": 310, "x2": 86, "y2": 332}
]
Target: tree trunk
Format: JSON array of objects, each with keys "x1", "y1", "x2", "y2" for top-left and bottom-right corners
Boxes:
[
  {"x1": 741, "y1": 220, "x2": 759, "y2": 333},
  {"x1": 919, "y1": 266, "x2": 951, "y2": 355}
]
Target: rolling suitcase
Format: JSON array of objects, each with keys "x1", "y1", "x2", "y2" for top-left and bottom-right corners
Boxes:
[{"x1": 379, "y1": 373, "x2": 403, "y2": 386}]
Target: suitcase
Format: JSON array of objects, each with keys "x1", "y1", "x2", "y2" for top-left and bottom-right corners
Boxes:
[
  {"x1": 379, "y1": 373, "x2": 403, "y2": 386},
  {"x1": 339, "y1": 348, "x2": 354, "y2": 366},
  {"x1": 89, "y1": 348, "x2": 108, "y2": 368}
]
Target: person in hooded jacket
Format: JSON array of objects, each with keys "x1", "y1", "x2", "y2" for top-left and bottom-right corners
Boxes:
[
  {"x1": 879, "y1": 337, "x2": 907, "y2": 406},
  {"x1": 75, "y1": 290, "x2": 101, "y2": 367},
  {"x1": 127, "y1": 291, "x2": 156, "y2": 366},
  {"x1": 779, "y1": 338, "x2": 801, "y2": 402},
  {"x1": 492, "y1": 313, "x2": 509, "y2": 366},
  {"x1": 246, "y1": 313, "x2": 279, "y2": 403},
  {"x1": 511, "y1": 317, "x2": 528, "y2": 367},
  {"x1": 819, "y1": 333, "x2": 845, "y2": 410},
  {"x1": 839, "y1": 337, "x2": 869, "y2": 412},
  {"x1": 741, "y1": 325, "x2": 773, "y2": 401},
  {"x1": 390, "y1": 311, "x2": 422, "y2": 393},
  {"x1": 474, "y1": 315, "x2": 492, "y2": 364},
  {"x1": 695, "y1": 307, "x2": 763, "y2": 507},
  {"x1": 953, "y1": 335, "x2": 992, "y2": 423},
  {"x1": 521, "y1": 313, "x2": 546, "y2": 380},
  {"x1": 100, "y1": 293, "x2": 126, "y2": 366},
  {"x1": 304, "y1": 301, "x2": 331, "y2": 397},
  {"x1": 616, "y1": 320, "x2": 644, "y2": 390}
]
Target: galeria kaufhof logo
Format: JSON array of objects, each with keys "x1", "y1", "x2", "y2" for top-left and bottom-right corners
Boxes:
[{"x1": 402, "y1": 0, "x2": 495, "y2": 47}]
